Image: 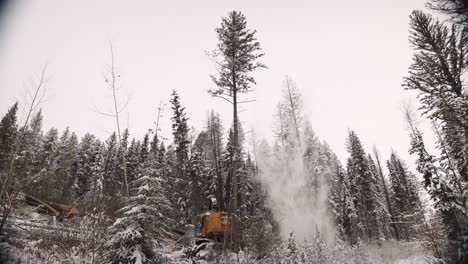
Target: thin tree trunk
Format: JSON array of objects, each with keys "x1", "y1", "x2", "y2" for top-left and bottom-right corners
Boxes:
[
  {"x1": 231, "y1": 71, "x2": 238, "y2": 215},
  {"x1": 109, "y1": 46, "x2": 129, "y2": 197},
  {"x1": 1, "y1": 66, "x2": 47, "y2": 198},
  {"x1": 277, "y1": 103, "x2": 286, "y2": 151},
  {"x1": 0, "y1": 66, "x2": 47, "y2": 234}
]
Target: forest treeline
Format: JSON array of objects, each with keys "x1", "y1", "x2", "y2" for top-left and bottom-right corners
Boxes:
[
  {"x1": 0, "y1": 0, "x2": 468, "y2": 263},
  {"x1": 0, "y1": 83, "x2": 439, "y2": 262}
]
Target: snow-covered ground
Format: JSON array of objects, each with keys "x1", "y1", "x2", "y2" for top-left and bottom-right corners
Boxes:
[
  {"x1": 160, "y1": 240, "x2": 432, "y2": 264},
  {"x1": 1, "y1": 203, "x2": 433, "y2": 264}
]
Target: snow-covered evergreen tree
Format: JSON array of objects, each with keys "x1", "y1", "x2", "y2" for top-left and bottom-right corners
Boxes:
[
  {"x1": 0, "y1": 103, "x2": 18, "y2": 175},
  {"x1": 206, "y1": 111, "x2": 225, "y2": 211},
  {"x1": 169, "y1": 90, "x2": 191, "y2": 225},
  {"x1": 339, "y1": 169, "x2": 360, "y2": 245},
  {"x1": 105, "y1": 155, "x2": 173, "y2": 264},
  {"x1": 367, "y1": 154, "x2": 387, "y2": 241},
  {"x1": 72, "y1": 133, "x2": 103, "y2": 203},
  {"x1": 102, "y1": 133, "x2": 120, "y2": 199},
  {"x1": 387, "y1": 152, "x2": 422, "y2": 241},
  {"x1": 26, "y1": 128, "x2": 60, "y2": 199},
  {"x1": 53, "y1": 128, "x2": 79, "y2": 202},
  {"x1": 345, "y1": 130, "x2": 382, "y2": 242},
  {"x1": 15, "y1": 109, "x2": 43, "y2": 188},
  {"x1": 404, "y1": 10, "x2": 468, "y2": 261}
]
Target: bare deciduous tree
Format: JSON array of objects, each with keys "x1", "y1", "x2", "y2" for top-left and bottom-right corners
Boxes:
[
  {"x1": 0, "y1": 65, "x2": 48, "y2": 234},
  {"x1": 99, "y1": 44, "x2": 130, "y2": 197}
]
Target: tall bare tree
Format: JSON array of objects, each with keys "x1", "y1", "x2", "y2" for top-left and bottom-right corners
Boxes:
[
  {"x1": 1, "y1": 65, "x2": 48, "y2": 197},
  {"x1": 102, "y1": 45, "x2": 130, "y2": 197}
]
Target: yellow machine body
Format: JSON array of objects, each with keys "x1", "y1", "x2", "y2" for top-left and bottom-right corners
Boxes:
[{"x1": 201, "y1": 212, "x2": 236, "y2": 236}]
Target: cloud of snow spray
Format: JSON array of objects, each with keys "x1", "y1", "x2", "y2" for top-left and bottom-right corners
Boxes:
[{"x1": 256, "y1": 144, "x2": 336, "y2": 243}]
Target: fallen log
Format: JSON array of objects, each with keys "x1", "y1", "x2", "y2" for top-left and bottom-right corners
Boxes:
[{"x1": 24, "y1": 195, "x2": 60, "y2": 217}]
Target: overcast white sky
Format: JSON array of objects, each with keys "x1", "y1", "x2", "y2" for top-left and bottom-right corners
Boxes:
[{"x1": 0, "y1": 0, "x2": 433, "y2": 165}]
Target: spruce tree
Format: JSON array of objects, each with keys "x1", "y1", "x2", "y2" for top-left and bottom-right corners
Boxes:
[
  {"x1": 126, "y1": 139, "x2": 141, "y2": 187},
  {"x1": 339, "y1": 171, "x2": 359, "y2": 245},
  {"x1": 28, "y1": 128, "x2": 59, "y2": 199},
  {"x1": 54, "y1": 128, "x2": 79, "y2": 202},
  {"x1": 15, "y1": 109, "x2": 43, "y2": 188},
  {"x1": 345, "y1": 130, "x2": 381, "y2": 242},
  {"x1": 169, "y1": 90, "x2": 191, "y2": 224},
  {"x1": 206, "y1": 110, "x2": 225, "y2": 211},
  {"x1": 73, "y1": 133, "x2": 102, "y2": 203},
  {"x1": 102, "y1": 133, "x2": 119, "y2": 199},
  {"x1": 60, "y1": 132, "x2": 80, "y2": 201},
  {"x1": 387, "y1": 153, "x2": 422, "y2": 241},
  {"x1": 0, "y1": 103, "x2": 19, "y2": 174},
  {"x1": 105, "y1": 156, "x2": 172, "y2": 264}
]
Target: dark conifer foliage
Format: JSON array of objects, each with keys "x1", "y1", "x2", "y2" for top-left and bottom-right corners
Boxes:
[
  {"x1": 209, "y1": 11, "x2": 266, "y2": 216},
  {"x1": 405, "y1": 9, "x2": 468, "y2": 262},
  {"x1": 345, "y1": 130, "x2": 382, "y2": 242},
  {"x1": 0, "y1": 103, "x2": 18, "y2": 174},
  {"x1": 428, "y1": 0, "x2": 468, "y2": 25}
]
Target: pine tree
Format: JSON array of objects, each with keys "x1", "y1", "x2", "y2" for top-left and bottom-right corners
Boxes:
[
  {"x1": 372, "y1": 147, "x2": 400, "y2": 241},
  {"x1": 15, "y1": 109, "x2": 43, "y2": 188},
  {"x1": 404, "y1": 10, "x2": 468, "y2": 261},
  {"x1": 73, "y1": 133, "x2": 102, "y2": 204},
  {"x1": 339, "y1": 171, "x2": 359, "y2": 245},
  {"x1": 115, "y1": 129, "x2": 130, "y2": 196},
  {"x1": 126, "y1": 138, "x2": 141, "y2": 187},
  {"x1": 387, "y1": 152, "x2": 422, "y2": 241},
  {"x1": 209, "y1": 11, "x2": 266, "y2": 216},
  {"x1": 105, "y1": 156, "x2": 172, "y2": 264},
  {"x1": 281, "y1": 76, "x2": 303, "y2": 148},
  {"x1": 367, "y1": 154, "x2": 387, "y2": 241},
  {"x1": 188, "y1": 132, "x2": 209, "y2": 216},
  {"x1": 0, "y1": 103, "x2": 19, "y2": 175},
  {"x1": 102, "y1": 133, "x2": 120, "y2": 199},
  {"x1": 140, "y1": 134, "x2": 150, "y2": 165},
  {"x1": 345, "y1": 130, "x2": 381, "y2": 242},
  {"x1": 54, "y1": 128, "x2": 79, "y2": 202},
  {"x1": 206, "y1": 110, "x2": 225, "y2": 211},
  {"x1": 59, "y1": 133, "x2": 79, "y2": 204},
  {"x1": 169, "y1": 90, "x2": 191, "y2": 224},
  {"x1": 222, "y1": 125, "x2": 246, "y2": 214},
  {"x1": 27, "y1": 128, "x2": 60, "y2": 199},
  {"x1": 428, "y1": 0, "x2": 468, "y2": 25}
]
